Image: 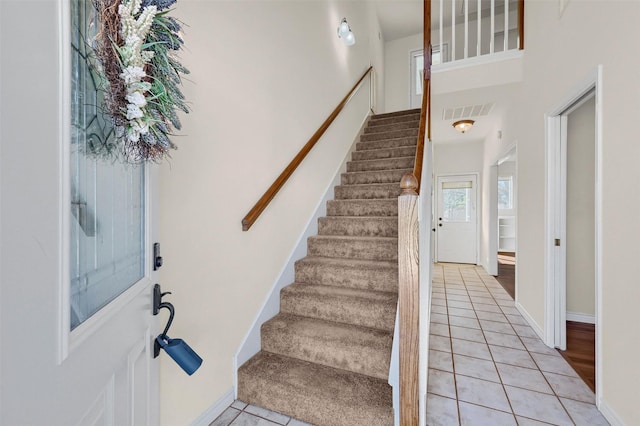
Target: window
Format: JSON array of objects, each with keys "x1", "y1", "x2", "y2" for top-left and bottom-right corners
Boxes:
[
  {"x1": 498, "y1": 177, "x2": 513, "y2": 210},
  {"x1": 70, "y1": 0, "x2": 145, "y2": 330},
  {"x1": 442, "y1": 181, "x2": 473, "y2": 222}
]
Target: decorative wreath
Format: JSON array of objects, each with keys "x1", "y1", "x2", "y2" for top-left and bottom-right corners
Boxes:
[{"x1": 92, "y1": 0, "x2": 189, "y2": 163}]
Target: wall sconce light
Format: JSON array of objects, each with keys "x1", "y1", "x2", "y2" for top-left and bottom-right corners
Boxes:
[
  {"x1": 337, "y1": 18, "x2": 356, "y2": 46},
  {"x1": 453, "y1": 119, "x2": 475, "y2": 133}
]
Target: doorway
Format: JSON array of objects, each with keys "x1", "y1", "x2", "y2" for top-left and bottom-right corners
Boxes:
[
  {"x1": 495, "y1": 149, "x2": 517, "y2": 299},
  {"x1": 435, "y1": 174, "x2": 478, "y2": 264},
  {"x1": 545, "y1": 68, "x2": 602, "y2": 398}
]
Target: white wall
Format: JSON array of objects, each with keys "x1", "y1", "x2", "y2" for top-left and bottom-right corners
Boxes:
[
  {"x1": 384, "y1": 32, "x2": 422, "y2": 112},
  {"x1": 160, "y1": 2, "x2": 383, "y2": 424},
  {"x1": 566, "y1": 96, "x2": 596, "y2": 318},
  {"x1": 434, "y1": 141, "x2": 485, "y2": 177},
  {"x1": 505, "y1": 2, "x2": 640, "y2": 422}
]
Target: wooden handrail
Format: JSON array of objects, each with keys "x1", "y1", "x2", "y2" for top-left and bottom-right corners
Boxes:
[
  {"x1": 519, "y1": 0, "x2": 525, "y2": 50},
  {"x1": 412, "y1": 80, "x2": 429, "y2": 191},
  {"x1": 241, "y1": 66, "x2": 374, "y2": 231}
]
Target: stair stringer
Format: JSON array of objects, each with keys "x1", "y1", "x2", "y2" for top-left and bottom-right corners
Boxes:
[{"x1": 233, "y1": 114, "x2": 372, "y2": 397}]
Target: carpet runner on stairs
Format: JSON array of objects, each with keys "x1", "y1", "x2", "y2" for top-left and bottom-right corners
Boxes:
[{"x1": 237, "y1": 108, "x2": 420, "y2": 426}]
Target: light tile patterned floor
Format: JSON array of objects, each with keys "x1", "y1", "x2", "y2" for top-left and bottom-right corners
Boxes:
[
  {"x1": 210, "y1": 400, "x2": 311, "y2": 426},
  {"x1": 428, "y1": 263, "x2": 609, "y2": 426}
]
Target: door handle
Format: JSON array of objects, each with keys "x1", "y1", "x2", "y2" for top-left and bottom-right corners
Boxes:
[
  {"x1": 432, "y1": 228, "x2": 436, "y2": 232},
  {"x1": 438, "y1": 223, "x2": 443, "y2": 227}
]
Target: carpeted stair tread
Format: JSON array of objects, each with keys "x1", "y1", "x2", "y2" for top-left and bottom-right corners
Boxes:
[
  {"x1": 308, "y1": 234, "x2": 398, "y2": 261},
  {"x1": 351, "y1": 146, "x2": 417, "y2": 161},
  {"x1": 280, "y1": 283, "x2": 397, "y2": 331},
  {"x1": 326, "y1": 199, "x2": 398, "y2": 217},
  {"x1": 347, "y1": 156, "x2": 415, "y2": 172},
  {"x1": 237, "y1": 352, "x2": 393, "y2": 426},
  {"x1": 360, "y1": 128, "x2": 418, "y2": 142},
  {"x1": 334, "y1": 182, "x2": 401, "y2": 200},
  {"x1": 295, "y1": 256, "x2": 398, "y2": 293},
  {"x1": 364, "y1": 120, "x2": 420, "y2": 134},
  {"x1": 341, "y1": 168, "x2": 412, "y2": 185},
  {"x1": 356, "y1": 136, "x2": 416, "y2": 151},
  {"x1": 371, "y1": 108, "x2": 420, "y2": 119},
  {"x1": 368, "y1": 113, "x2": 421, "y2": 127},
  {"x1": 318, "y1": 216, "x2": 397, "y2": 237},
  {"x1": 261, "y1": 313, "x2": 393, "y2": 380}
]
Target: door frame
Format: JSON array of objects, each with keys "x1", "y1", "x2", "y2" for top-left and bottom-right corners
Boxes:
[
  {"x1": 434, "y1": 173, "x2": 480, "y2": 265},
  {"x1": 544, "y1": 66, "x2": 602, "y2": 402}
]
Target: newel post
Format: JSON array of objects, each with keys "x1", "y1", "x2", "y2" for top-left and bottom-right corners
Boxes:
[{"x1": 398, "y1": 173, "x2": 420, "y2": 426}]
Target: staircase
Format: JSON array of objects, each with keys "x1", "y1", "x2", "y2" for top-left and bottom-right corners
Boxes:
[{"x1": 237, "y1": 108, "x2": 420, "y2": 426}]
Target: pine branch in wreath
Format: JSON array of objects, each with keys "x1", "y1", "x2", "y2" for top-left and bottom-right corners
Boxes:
[{"x1": 91, "y1": 0, "x2": 189, "y2": 163}]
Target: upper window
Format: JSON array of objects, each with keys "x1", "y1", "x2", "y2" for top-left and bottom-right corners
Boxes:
[{"x1": 498, "y1": 177, "x2": 513, "y2": 210}]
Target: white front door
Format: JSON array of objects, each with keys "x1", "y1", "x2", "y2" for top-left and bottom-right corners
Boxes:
[
  {"x1": 436, "y1": 175, "x2": 478, "y2": 264},
  {"x1": 0, "y1": 1, "x2": 159, "y2": 424}
]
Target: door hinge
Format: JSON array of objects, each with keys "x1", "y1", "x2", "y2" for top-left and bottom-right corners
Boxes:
[{"x1": 554, "y1": 239, "x2": 561, "y2": 247}]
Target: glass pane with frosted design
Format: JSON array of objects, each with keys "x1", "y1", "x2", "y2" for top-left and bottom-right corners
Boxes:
[
  {"x1": 442, "y1": 187, "x2": 471, "y2": 222},
  {"x1": 70, "y1": 0, "x2": 145, "y2": 330}
]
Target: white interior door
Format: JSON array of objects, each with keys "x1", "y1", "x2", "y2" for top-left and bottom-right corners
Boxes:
[
  {"x1": 436, "y1": 175, "x2": 478, "y2": 264},
  {"x1": 0, "y1": 1, "x2": 159, "y2": 424}
]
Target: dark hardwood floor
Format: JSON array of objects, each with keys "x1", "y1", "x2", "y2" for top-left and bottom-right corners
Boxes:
[
  {"x1": 493, "y1": 251, "x2": 596, "y2": 391},
  {"x1": 558, "y1": 321, "x2": 596, "y2": 392},
  {"x1": 495, "y1": 252, "x2": 515, "y2": 299}
]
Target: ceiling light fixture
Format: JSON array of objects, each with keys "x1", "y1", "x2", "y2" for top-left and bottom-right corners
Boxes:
[
  {"x1": 453, "y1": 119, "x2": 475, "y2": 133},
  {"x1": 337, "y1": 18, "x2": 356, "y2": 46}
]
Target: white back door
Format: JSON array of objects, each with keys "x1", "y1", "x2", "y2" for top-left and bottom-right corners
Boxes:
[
  {"x1": 436, "y1": 175, "x2": 478, "y2": 264},
  {"x1": 0, "y1": 1, "x2": 159, "y2": 424}
]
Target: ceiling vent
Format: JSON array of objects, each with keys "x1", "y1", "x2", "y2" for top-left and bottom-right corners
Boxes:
[{"x1": 442, "y1": 103, "x2": 494, "y2": 121}]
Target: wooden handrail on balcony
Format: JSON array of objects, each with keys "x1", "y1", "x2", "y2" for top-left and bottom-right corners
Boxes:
[
  {"x1": 519, "y1": 0, "x2": 525, "y2": 50},
  {"x1": 241, "y1": 66, "x2": 374, "y2": 231}
]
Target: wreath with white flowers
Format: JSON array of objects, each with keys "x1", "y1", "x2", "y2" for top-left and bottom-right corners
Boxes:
[{"x1": 92, "y1": 0, "x2": 189, "y2": 163}]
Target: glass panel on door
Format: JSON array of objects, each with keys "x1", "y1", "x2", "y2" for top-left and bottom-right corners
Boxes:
[
  {"x1": 441, "y1": 181, "x2": 472, "y2": 222},
  {"x1": 70, "y1": 0, "x2": 145, "y2": 330}
]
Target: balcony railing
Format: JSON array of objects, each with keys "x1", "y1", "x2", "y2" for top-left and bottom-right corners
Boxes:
[{"x1": 434, "y1": 0, "x2": 524, "y2": 64}]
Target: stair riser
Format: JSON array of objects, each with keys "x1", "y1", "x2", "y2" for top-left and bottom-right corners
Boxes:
[
  {"x1": 308, "y1": 237, "x2": 398, "y2": 261},
  {"x1": 369, "y1": 113, "x2": 421, "y2": 127},
  {"x1": 347, "y1": 157, "x2": 414, "y2": 172},
  {"x1": 334, "y1": 184, "x2": 401, "y2": 200},
  {"x1": 261, "y1": 316, "x2": 392, "y2": 380},
  {"x1": 237, "y1": 353, "x2": 394, "y2": 426},
  {"x1": 326, "y1": 200, "x2": 398, "y2": 216},
  {"x1": 360, "y1": 129, "x2": 418, "y2": 142},
  {"x1": 318, "y1": 217, "x2": 398, "y2": 237},
  {"x1": 356, "y1": 137, "x2": 416, "y2": 151},
  {"x1": 280, "y1": 288, "x2": 397, "y2": 331},
  {"x1": 351, "y1": 146, "x2": 417, "y2": 161},
  {"x1": 364, "y1": 121, "x2": 420, "y2": 134},
  {"x1": 372, "y1": 108, "x2": 420, "y2": 119},
  {"x1": 341, "y1": 169, "x2": 412, "y2": 185},
  {"x1": 295, "y1": 260, "x2": 398, "y2": 293}
]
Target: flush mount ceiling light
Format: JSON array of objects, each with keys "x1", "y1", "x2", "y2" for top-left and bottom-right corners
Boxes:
[
  {"x1": 337, "y1": 18, "x2": 356, "y2": 46},
  {"x1": 453, "y1": 119, "x2": 475, "y2": 133}
]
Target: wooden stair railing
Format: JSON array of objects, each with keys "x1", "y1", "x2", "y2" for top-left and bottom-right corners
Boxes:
[
  {"x1": 398, "y1": 0, "x2": 430, "y2": 424},
  {"x1": 241, "y1": 66, "x2": 374, "y2": 231}
]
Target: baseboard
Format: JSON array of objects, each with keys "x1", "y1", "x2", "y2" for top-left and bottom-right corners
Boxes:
[
  {"x1": 598, "y1": 399, "x2": 625, "y2": 426},
  {"x1": 233, "y1": 112, "x2": 372, "y2": 395},
  {"x1": 566, "y1": 311, "x2": 596, "y2": 324},
  {"x1": 190, "y1": 387, "x2": 234, "y2": 426},
  {"x1": 515, "y1": 301, "x2": 545, "y2": 341}
]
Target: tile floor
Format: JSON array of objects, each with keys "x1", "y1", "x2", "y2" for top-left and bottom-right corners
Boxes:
[
  {"x1": 210, "y1": 400, "x2": 311, "y2": 426},
  {"x1": 427, "y1": 263, "x2": 609, "y2": 426}
]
